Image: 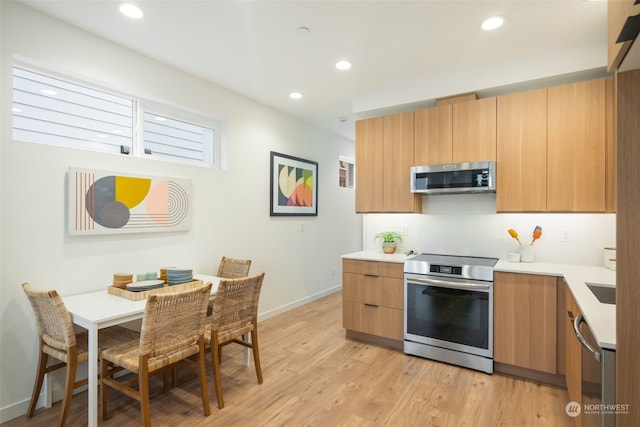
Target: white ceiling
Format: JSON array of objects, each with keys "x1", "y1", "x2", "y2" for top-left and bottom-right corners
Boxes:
[{"x1": 19, "y1": 0, "x2": 610, "y2": 141}]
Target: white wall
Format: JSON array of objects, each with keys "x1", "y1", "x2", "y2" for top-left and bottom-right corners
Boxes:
[
  {"x1": 0, "y1": 2, "x2": 362, "y2": 421},
  {"x1": 364, "y1": 194, "x2": 616, "y2": 266}
]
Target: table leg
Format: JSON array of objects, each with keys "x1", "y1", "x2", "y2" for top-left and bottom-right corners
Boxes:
[{"x1": 87, "y1": 325, "x2": 99, "y2": 427}]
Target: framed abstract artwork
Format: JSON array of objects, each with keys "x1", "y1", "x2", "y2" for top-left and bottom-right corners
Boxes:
[
  {"x1": 68, "y1": 167, "x2": 192, "y2": 235},
  {"x1": 270, "y1": 151, "x2": 318, "y2": 216}
]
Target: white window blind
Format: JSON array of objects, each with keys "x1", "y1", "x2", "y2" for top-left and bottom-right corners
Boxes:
[
  {"x1": 12, "y1": 64, "x2": 221, "y2": 168},
  {"x1": 12, "y1": 67, "x2": 133, "y2": 154},
  {"x1": 143, "y1": 112, "x2": 214, "y2": 165}
]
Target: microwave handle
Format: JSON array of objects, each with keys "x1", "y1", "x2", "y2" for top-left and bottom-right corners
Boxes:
[{"x1": 572, "y1": 313, "x2": 601, "y2": 362}]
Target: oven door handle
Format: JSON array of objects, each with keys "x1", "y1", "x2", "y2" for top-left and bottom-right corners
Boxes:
[{"x1": 408, "y1": 276, "x2": 490, "y2": 291}]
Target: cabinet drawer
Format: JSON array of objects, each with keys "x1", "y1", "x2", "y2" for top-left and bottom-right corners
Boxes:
[
  {"x1": 343, "y1": 259, "x2": 404, "y2": 278},
  {"x1": 342, "y1": 272, "x2": 403, "y2": 309},
  {"x1": 343, "y1": 300, "x2": 403, "y2": 341}
]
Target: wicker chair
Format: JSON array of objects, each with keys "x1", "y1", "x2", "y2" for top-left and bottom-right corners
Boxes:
[
  {"x1": 100, "y1": 283, "x2": 212, "y2": 427},
  {"x1": 208, "y1": 256, "x2": 252, "y2": 316},
  {"x1": 206, "y1": 272, "x2": 265, "y2": 408},
  {"x1": 216, "y1": 256, "x2": 251, "y2": 279},
  {"x1": 21, "y1": 283, "x2": 138, "y2": 427}
]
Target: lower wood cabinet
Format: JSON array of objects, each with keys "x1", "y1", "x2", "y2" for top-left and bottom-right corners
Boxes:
[
  {"x1": 494, "y1": 272, "x2": 558, "y2": 374},
  {"x1": 342, "y1": 259, "x2": 404, "y2": 341}
]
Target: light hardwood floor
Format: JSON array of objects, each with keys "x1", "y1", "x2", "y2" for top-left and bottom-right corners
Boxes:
[{"x1": 4, "y1": 291, "x2": 574, "y2": 426}]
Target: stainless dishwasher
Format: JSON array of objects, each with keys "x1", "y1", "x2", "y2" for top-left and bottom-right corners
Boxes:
[{"x1": 571, "y1": 312, "x2": 616, "y2": 427}]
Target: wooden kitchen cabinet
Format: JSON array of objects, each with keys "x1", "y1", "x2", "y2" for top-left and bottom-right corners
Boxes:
[
  {"x1": 496, "y1": 88, "x2": 548, "y2": 212},
  {"x1": 414, "y1": 104, "x2": 453, "y2": 165},
  {"x1": 494, "y1": 272, "x2": 557, "y2": 374},
  {"x1": 547, "y1": 79, "x2": 607, "y2": 212},
  {"x1": 565, "y1": 283, "x2": 583, "y2": 425},
  {"x1": 355, "y1": 113, "x2": 421, "y2": 213},
  {"x1": 414, "y1": 97, "x2": 496, "y2": 165},
  {"x1": 452, "y1": 97, "x2": 497, "y2": 163},
  {"x1": 342, "y1": 259, "x2": 404, "y2": 342},
  {"x1": 355, "y1": 117, "x2": 384, "y2": 212}
]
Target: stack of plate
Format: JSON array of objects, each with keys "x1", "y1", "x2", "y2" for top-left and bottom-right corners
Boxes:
[
  {"x1": 166, "y1": 268, "x2": 193, "y2": 285},
  {"x1": 125, "y1": 279, "x2": 165, "y2": 292}
]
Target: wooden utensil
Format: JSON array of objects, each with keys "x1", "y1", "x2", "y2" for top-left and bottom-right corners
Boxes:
[{"x1": 508, "y1": 228, "x2": 522, "y2": 245}]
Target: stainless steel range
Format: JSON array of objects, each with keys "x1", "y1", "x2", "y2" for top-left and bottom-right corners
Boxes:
[{"x1": 404, "y1": 253, "x2": 498, "y2": 374}]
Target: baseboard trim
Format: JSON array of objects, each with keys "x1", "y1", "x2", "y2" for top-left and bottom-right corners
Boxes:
[{"x1": 257, "y1": 285, "x2": 342, "y2": 321}]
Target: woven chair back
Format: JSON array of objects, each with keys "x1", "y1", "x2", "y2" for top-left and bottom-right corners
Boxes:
[
  {"x1": 211, "y1": 272, "x2": 265, "y2": 334},
  {"x1": 139, "y1": 283, "x2": 212, "y2": 358},
  {"x1": 22, "y1": 283, "x2": 76, "y2": 352},
  {"x1": 216, "y1": 256, "x2": 251, "y2": 279}
]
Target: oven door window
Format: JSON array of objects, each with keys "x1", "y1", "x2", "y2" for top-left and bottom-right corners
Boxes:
[{"x1": 406, "y1": 282, "x2": 489, "y2": 350}]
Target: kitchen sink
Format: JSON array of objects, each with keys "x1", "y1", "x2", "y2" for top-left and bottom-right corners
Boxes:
[{"x1": 586, "y1": 283, "x2": 616, "y2": 305}]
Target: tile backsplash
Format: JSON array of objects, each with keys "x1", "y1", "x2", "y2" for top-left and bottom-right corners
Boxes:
[{"x1": 364, "y1": 193, "x2": 615, "y2": 267}]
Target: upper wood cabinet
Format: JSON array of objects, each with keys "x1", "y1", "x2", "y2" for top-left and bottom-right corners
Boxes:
[
  {"x1": 547, "y1": 79, "x2": 607, "y2": 212},
  {"x1": 496, "y1": 88, "x2": 548, "y2": 212},
  {"x1": 414, "y1": 104, "x2": 453, "y2": 165},
  {"x1": 355, "y1": 112, "x2": 421, "y2": 213},
  {"x1": 415, "y1": 97, "x2": 497, "y2": 165},
  {"x1": 608, "y1": 0, "x2": 640, "y2": 71},
  {"x1": 355, "y1": 117, "x2": 384, "y2": 212},
  {"x1": 452, "y1": 97, "x2": 497, "y2": 163}
]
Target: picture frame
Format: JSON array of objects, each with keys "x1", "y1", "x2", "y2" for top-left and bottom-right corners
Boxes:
[
  {"x1": 68, "y1": 167, "x2": 192, "y2": 235},
  {"x1": 270, "y1": 151, "x2": 318, "y2": 216}
]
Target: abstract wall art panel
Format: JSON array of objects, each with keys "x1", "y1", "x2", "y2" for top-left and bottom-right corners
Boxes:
[
  {"x1": 68, "y1": 167, "x2": 192, "y2": 235},
  {"x1": 270, "y1": 151, "x2": 318, "y2": 216}
]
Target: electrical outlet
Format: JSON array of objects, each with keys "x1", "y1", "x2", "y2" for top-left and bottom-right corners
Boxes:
[{"x1": 560, "y1": 228, "x2": 571, "y2": 242}]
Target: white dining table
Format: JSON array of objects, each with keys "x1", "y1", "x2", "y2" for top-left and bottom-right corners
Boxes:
[{"x1": 62, "y1": 275, "x2": 225, "y2": 427}]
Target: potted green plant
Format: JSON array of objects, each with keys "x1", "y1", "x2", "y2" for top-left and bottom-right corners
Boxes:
[{"x1": 374, "y1": 231, "x2": 403, "y2": 254}]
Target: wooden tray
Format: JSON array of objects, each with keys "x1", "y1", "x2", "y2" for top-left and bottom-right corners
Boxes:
[{"x1": 108, "y1": 280, "x2": 204, "y2": 301}]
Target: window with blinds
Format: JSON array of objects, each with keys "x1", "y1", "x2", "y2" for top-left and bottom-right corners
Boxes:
[
  {"x1": 12, "y1": 67, "x2": 133, "y2": 154},
  {"x1": 143, "y1": 112, "x2": 214, "y2": 165},
  {"x1": 12, "y1": 65, "x2": 218, "y2": 168}
]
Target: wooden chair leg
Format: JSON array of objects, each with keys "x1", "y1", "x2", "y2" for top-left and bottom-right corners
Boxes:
[
  {"x1": 211, "y1": 335, "x2": 224, "y2": 409},
  {"x1": 26, "y1": 350, "x2": 48, "y2": 418},
  {"x1": 139, "y1": 362, "x2": 151, "y2": 427},
  {"x1": 59, "y1": 351, "x2": 78, "y2": 427},
  {"x1": 251, "y1": 328, "x2": 263, "y2": 384},
  {"x1": 197, "y1": 340, "x2": 211, "y2": 416}
]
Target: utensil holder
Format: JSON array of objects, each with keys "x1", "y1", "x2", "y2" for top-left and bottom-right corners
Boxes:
[{"x1": 520, "y1": 245, "x2": 535, "y2": 263}]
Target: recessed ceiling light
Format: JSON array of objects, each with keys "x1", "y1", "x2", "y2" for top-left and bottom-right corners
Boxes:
[
  {"x1": 120, "y1": 3, "x2": 144, "y2": 19},
  {"x1": 41, "y1": 89, "x2": 57, "y2": 96},
  {"x1": 289, "y1": 92, "x2": 303, "y2": 100},
  {"x1": 336, "y1": 60, "x2": 352, "y2": 71},
  {"x1": 12, "y1": 107, "x2": 22, "y2": 113},
  {"x1": 481, "y1": 16, "x2": 504, "y2": 30}
]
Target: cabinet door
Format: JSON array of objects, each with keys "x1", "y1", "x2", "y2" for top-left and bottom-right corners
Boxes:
[
  {"x1": 383, "y1": 112, "x2": 421, "y2": 213},
  {"x1": 414, "y1": 104, "x2": 453, "y2": 165},
  {"x1": 565, "y1": 284, "x2": 583, "y2": 425},
  {"x1": 355, "y1": 117, "x2": 384, "y2": 212},
  {"x1": 363, "y1": 276, "x2": 404, "y2": 310},
  {"x1": 494, "y1": 272, "x2": 557, "y2": 373},
  {"x1": 452, "y1": 97, "x2": 497, "y2": 163},
  {"x1": 548, "y1": 79, "x2": 606, "y2": 212},
  {"x1": 496, "y1": 89, "x2": 548, "y2": 212}
]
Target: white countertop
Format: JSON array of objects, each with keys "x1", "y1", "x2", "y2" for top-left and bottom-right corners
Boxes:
[
  {"x1": 495, "y1": 260, "x2": 616, "y2": 350},
  {"x1": 341, "y1": 250, "x2": 416, "y2": 263},
  {"x1": 341, "y1": 251, "x2": 616, "y2": 350}
]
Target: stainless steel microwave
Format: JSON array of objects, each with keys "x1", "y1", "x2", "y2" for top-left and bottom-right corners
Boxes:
[{"x1": 410, "y1": 161, "x2": 496, "y2": 194}]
